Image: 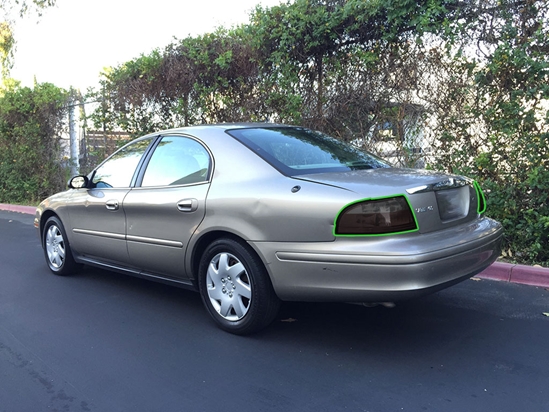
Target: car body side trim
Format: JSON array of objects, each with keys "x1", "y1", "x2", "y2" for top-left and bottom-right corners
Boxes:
[
  {"x1": 126, "y1": 235, "x2": 183, "y2": 248},
  {"x1": 73, "y1": 228, "x2": 126, "y2": 240},
  {"x1": 73, "y1": 229, "x2": 183, "y2": 248},
  {"x1": 276, "y1": 251, "x2": 417, "y2": 265},
  {"x1": 275, "y1": 224, "x2": 502, "y2": 266}
]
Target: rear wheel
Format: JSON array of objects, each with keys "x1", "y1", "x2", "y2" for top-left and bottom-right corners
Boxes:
[
  {"x1": 198, "y1": 238, "x2": 280, "y2": 335},
  {"x1": 43, "y1": 216, "x2": 79, "y2": 276}
]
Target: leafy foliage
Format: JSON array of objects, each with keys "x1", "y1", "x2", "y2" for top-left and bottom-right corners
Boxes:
[
  {"x1": 0, "y1": 0, "x2": 56, "y2": 76},
  {"x1": 0, "y1": 0, "x2": 56, "y2": 18},
  {"x1": 1, "y1": 1, "x2": 546, "y2": 266},
  {"x1": 0, "y1": 21, "x2": 13, "y2": 77},
  {"x1": 84, "y1": 0, "x2": 549, "y2": 265},
  {"x1": 426, "y1": 0, "x2": 549, "y2": 264},
  {"x1": 0, "y1": 80, "x2": 68, "y2": 203}
]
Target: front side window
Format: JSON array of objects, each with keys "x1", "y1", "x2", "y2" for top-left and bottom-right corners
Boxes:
[
  {"x1": 92, "y1": 137, "x2": 154, "y2": 188},
  {"x1": 227, "y1": 127, "x2": 390, "y2": 176},
  {"x1": 141, "y1": 136, "x2": 211, "y2": 187}
]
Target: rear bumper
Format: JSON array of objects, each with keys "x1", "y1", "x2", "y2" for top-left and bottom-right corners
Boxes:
[{"x1": 251, "y1": 217, "x2": 502, "y2": 302}]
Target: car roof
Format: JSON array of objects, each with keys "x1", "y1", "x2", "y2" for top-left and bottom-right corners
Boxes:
[{"x1": 143, "y1": 122, "x2": 294, "y2": 137}]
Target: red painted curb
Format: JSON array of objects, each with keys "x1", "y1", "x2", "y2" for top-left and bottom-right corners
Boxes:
[
  {"x1": 478, "y1": 262, "x2": 549, "y2": 288},
  {"x1": 508, "y1": 265, "x2": 549, "y2": 288},
  {"x1": 0, "y1": 203, "x2": 36, "y2": 215},
  {"x1": 478, "y1": 262, "x2": 513, "y2": 282}
]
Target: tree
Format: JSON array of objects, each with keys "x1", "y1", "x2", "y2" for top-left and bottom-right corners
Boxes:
[
  {"x1": 0, "y1": 0, "x2": 56, "y2": 76},
  {"x1": 426, "y1": 0, "x2": 549, "y2": 263},
  {"x1": 85, "y1": 0, "x2": 548, "y2": 265},
  {"x1": 0, "y1": 80, "x2": 68, "y2": 203}
]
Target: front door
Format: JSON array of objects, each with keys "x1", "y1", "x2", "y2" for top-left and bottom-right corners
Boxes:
[{"x1": 68, "y1": 137, "x2": 155, "y2": 265}]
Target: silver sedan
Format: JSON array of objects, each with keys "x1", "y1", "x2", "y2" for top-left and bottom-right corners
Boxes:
[{"x1": 35, "y1": 124, "x2": 502, "y2": 334}]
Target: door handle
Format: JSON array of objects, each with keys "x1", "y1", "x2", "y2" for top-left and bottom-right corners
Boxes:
[
  {"x1": 177, "y1": 198, "x2": 198, "y2": 212},
  {"x1": 105, "y1": 200, "x2": 119, "y2": 211}
]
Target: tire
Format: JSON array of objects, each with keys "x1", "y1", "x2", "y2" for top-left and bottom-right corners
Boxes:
[
  {"x1": 198, "y1": 238, "x2": 280, "y2": 335},
  {"x1": 43, "y1": 216, "x2": 79, "y2": 276}
]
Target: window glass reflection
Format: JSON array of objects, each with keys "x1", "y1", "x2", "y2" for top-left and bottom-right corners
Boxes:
[
  {"x1": 141, "y1": 136, "x2": 210, "y2": 187},
  {"x1": 92, "y1": 138, "x2": 153, "y2": 188}
]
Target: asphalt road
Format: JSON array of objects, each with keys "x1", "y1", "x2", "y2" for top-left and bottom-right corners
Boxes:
[{"x1": 1, "y1": 210, "x2": 548, "y2": 412}]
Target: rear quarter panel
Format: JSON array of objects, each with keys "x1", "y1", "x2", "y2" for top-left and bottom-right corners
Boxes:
[{"x1": 193, "y1": 129, "x2": 358, "y2": 243}]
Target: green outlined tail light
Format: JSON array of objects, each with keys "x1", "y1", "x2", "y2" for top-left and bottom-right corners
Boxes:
[
  {"x1": 334, "y1": 195, "x2": 419, "y2": 236},
  {"x1": 473, "y1": 181, "x2": 487, "y2": 214}
]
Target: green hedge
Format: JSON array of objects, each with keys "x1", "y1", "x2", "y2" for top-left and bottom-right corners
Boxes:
[
  {"x1": 1, "y1": 0, "x2": 547, "y2": 267},
  {"x1": 0, "y1": 81, "x2": 69, "y2": 204}
]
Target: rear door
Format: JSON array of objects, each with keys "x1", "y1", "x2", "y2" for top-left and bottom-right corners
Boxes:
[{"x1": 123, "y1": 134, "x2": 212, "y2": 279}]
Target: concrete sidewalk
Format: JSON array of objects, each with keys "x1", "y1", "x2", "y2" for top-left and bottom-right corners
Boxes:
[{"x1": 2, "y1": 203, "x2": 548, "y2": 288}]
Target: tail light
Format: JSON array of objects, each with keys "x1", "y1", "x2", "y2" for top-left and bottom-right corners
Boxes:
[
  {"x1": 334, "y1": 195, "x2": 419, "y2": 236},
  {"x1": 473, "y1": 181, "x2": 487, "y2": 214}
]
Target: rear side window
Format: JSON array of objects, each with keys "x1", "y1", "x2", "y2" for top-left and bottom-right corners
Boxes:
[
  {"x1": 141, "y1": 136, "x2": 211, "y2": 187},
  {"x1": 227, "y1": 127, "x2": 389, "y2": 176}
]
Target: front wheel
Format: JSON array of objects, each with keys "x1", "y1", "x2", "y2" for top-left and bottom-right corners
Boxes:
[
  {"x1": 198, "y1": 238, "x2": 280, "y2": 335},
  {"x1": 43, "y1": 216, "x2": 79, "y2": 276}
]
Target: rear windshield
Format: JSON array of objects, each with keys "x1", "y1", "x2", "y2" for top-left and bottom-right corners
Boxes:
[{"x1": 227, "y1": 127, "x2": 390, "y2": 176}]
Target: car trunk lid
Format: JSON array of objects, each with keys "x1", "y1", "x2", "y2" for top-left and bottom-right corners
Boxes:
[{"x1": 296, "y1": 168, "x2": 483, "y2": 234}]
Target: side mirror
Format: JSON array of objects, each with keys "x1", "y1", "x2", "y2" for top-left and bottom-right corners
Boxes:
[{"x1": 68, "y1": 175, "x2": 89, "y2": 189}]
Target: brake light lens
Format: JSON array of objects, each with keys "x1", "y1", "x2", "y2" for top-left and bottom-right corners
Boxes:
[
  {"x1": 334, "y1": 195, "x2": 419, "y2": 236},
  {"x1": 473, "y1": 181, "x2": 486, "y2": 214}
]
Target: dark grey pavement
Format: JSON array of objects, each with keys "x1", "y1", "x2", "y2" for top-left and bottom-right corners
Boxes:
[{"x1": 1, "y1": 210, "x2": 549, "y2": 412}]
